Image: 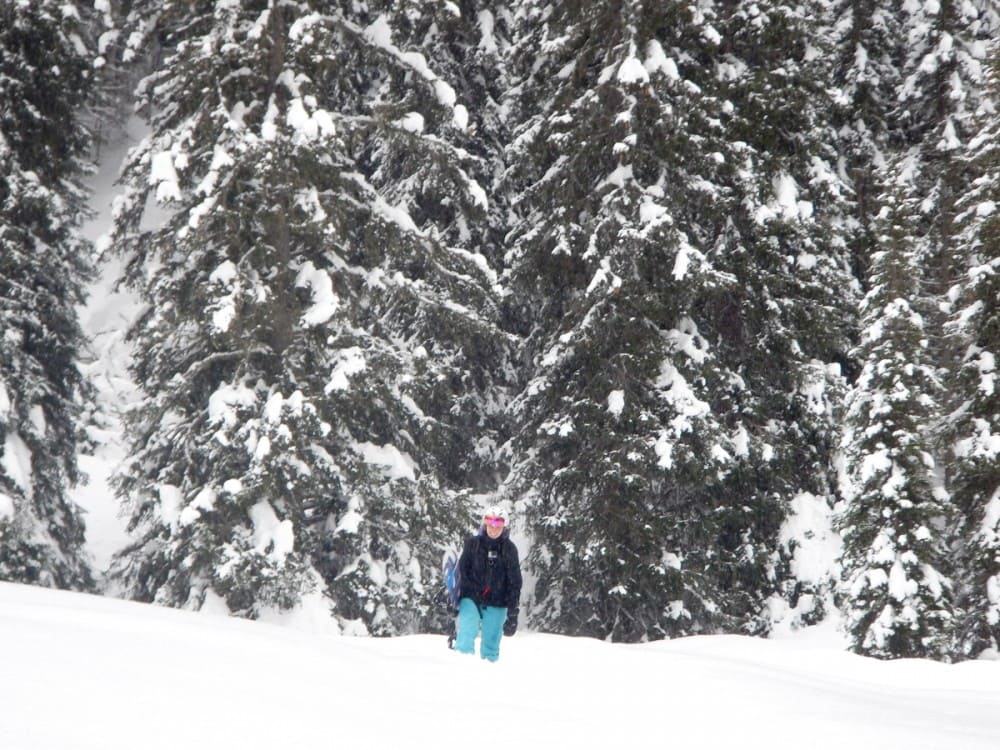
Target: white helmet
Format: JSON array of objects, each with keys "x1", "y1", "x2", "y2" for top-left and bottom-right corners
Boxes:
[{"x1": 483, "y1": 503, "x2": 509, "y2": 522}]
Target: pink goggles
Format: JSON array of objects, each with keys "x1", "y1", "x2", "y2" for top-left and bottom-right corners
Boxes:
[{"x1": 484, "y1": 516, "x2": 506, "y2": 527}]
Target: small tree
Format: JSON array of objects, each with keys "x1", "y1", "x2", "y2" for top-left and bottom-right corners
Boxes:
[{"x1": 838, "y1": 179, "x2": 954, "y2": 659}]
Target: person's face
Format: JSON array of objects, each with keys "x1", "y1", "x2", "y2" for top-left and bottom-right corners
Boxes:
[{"x1": 484, "y1": 516, "x2": 505, "y2": 538}]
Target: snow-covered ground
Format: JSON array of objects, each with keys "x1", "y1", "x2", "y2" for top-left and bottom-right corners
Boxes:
[{"x1": 1, "y1": 580, "x2": 998, "y2": 750}]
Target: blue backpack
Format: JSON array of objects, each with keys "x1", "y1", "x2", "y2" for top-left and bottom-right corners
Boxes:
[{"x1": 442, "y1": 546, "x2": 461, "y2": 609}]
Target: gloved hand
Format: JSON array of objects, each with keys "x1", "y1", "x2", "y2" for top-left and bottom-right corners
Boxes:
[{"x1": 503, "y1": 608, "x2": 519, "y2": 637}]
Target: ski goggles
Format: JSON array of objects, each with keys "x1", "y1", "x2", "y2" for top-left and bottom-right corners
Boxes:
[{"x1": 484, "y1": 515, "x2": 506, "y2": 528}]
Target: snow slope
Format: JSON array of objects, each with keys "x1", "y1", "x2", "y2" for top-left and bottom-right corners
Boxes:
[{"x1": 1, "y1": 582, "x2": 998, "y2": 750}]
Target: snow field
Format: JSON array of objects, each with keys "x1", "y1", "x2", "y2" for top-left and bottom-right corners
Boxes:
[{"x1": 1, "y1": 582, "x2": 998, "y2": 750}]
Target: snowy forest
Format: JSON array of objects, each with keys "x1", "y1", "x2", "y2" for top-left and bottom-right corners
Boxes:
[{"x1": 1, "y1": 0, "x2": 999, "y2": 662}]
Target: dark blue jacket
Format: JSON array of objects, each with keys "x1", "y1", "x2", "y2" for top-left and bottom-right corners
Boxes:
[{"x1": 458, "y1": 528, "x2": 522, "y2": 609}]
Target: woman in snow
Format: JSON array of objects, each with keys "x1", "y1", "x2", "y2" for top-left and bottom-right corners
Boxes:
[{"x1": 453, "y1": 506, "x2": 522, "y2": 662}]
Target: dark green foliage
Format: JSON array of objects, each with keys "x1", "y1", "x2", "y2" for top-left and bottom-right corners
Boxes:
[
  {"x1": 948, "y1": 52, "x2": 1000, "y2": 658},
  {"x1": 832, "y1": 0, "x2": 998, "y2": 660},
  {"x1": 829, "y1": 0, "x2": 906, "y2": 282},
  {"x1": 0, "y1": 0, "x2": 94, "y2": 590},
  {"x1": 706, "y1": 0, "x2": 858, "y2": 631},
  {"x1": 107, "y1": 1, "x2": 503, "y2": 631},
  {"x1": 498, "y1": 0, "x2": 731, "y2": 641},
  {"x1": 949, "y1": 236, "x2": 1000, "y2": 656},
  {"x1": 498, "y1": 0, "x2": 854, "y2": 641},
  {"x1": 838, "y1": 181, "x2": 954, "y2": 660}
]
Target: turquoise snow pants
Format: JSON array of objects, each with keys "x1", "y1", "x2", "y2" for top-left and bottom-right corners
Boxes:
[{"x1": 454, "y1": 597, "x2": 508, "y2": 662}]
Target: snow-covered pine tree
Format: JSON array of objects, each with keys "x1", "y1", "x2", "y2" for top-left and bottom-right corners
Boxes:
[
  {"x1": 704, "y1": 0, "x2": 858, "y2": 633},
  {"x1": 841, "y1": 0, "x2": 997, "y2": 660},
  {"x1": 499, "y1": 0, "x2": 852, "y2": 641},
  {"x1": 0, "y1": 0, "x2": 95, "y2": 589},
  {"x1": 947, "y1": 48, "x2": 1000, "y2": 659},
  {"x1": 828, "y1": 0, "x2": 905, "y2": 281},
  {"x1": 838, "y1": 179, "x2": 954, "y2": 660},
  {"x1": 107, "y1": 1, "x2": 504, "y2": 633},
  {"x1": 498, "y1": 0, "x2": 741, "y2": 641},
  {"x1": 890, "y1": 0, "x2": 997, "y2": 284},
  {"x1": 354, "y1": 0, "x2": 516, "y2": 491},
  {"x1": 830, "y1": 0, "x2": 997, "y2": 659}
]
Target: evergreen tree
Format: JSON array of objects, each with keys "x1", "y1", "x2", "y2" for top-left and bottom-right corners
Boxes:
[
  {"x1": 500, "y1": 0, "x2": 853, "y2": 640},
  {"x1": 828, "y1": 0, "x2": 905, "y2": 281},
  {"x1": 499, "y1": 0, "x2": 739, "y2": 641},
  {"x1": 891, "y1": 0, "x2": 997, "y2": 284},
  {"x1": 831, "y1": 0, "x2": 997, "y2": 659},
  {"x1": 948, "y1": 49, "x2": 1000, "y2": 658},
  {"x1": 354, "y1": 0, "x2": 516, "y2": 490},
  {"x1": 838, "y1": 180, "x2": 954, "y2": 660},
  {"x1": 844, "y1": 0, "x2": 996, "y2": 660},
  {"x1": 107, "y1": 0, "x2": 504, "y2": 633},
  {"x1": 0, "y1": 0, "x2": 95, "y2": 589},
  {"x1": 706, "y1": 0, "x2": 858, "y2": 632}
]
